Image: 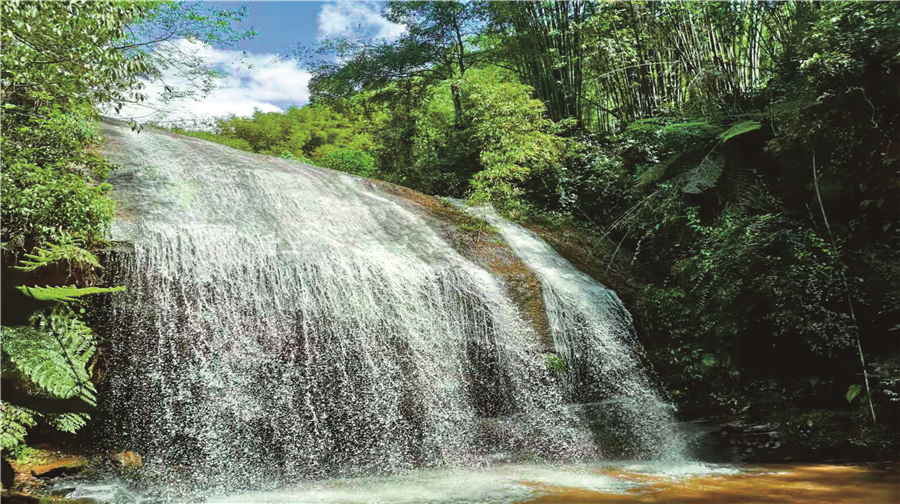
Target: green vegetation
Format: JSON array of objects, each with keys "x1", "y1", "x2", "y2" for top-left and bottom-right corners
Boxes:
[
  {"x1": 2, "y1": 308, "x2": 98, "y2": 446},
  {"x1": 1, "y1": 243, "x2": 129, "y2": 451},
  {"x1": 0, "y1": 0, "x2": 253, "y2": 453},
  {"x1": 320, "y1": 148, "x2": 376, "y2": 177},
  {"x1": 166, "y1": 104, "x2": 377, "y2": 176},
  {"x1": 545, "y1": 354, "x2": 567, "y2": 374},
  {"x1": 166, "y1": 1, "x2": 899, "y2": 455}
]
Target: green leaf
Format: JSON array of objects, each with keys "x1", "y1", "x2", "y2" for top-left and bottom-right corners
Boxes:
[
  {"x1": 15, "y1": 243, "x2": 101, "y2": 273},
  {"x1": 719, "y1": 121, "x2": 761, "y2": 142},
  {"x1": 1, "y1": 307, "x2": 97, "y2": 406},
  {"x1": 682, "y1": 155, "x2": 724, "y2": 194},
  {"x1": 1, "y1": 402, "x2": 37, "y2": 450},
  {"x1": 846, "y1": 383, "x2": 862, "y2": 403},
  {"x1": 16, "y1": 285, "x2": 126, "y2": 302}
]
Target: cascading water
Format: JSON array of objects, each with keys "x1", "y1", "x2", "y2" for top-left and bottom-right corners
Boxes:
[
  {"x1": 459, "y1": 204, "x2": 686, "y2": 460},
  {"x1": 97, "y1": 120, "x2": 685, "y2": 497}
]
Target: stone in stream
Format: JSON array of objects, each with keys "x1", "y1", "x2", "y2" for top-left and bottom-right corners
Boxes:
[{"x1": 111, "y1": 451, "x2": 142, "y2": 470}]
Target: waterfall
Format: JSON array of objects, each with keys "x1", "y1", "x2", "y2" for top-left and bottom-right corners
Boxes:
[
  {"x1": 98, "y1": 120, "x2": 685, "y2": 493},
  {"x1": 459, "y1": 204, "x2": 687, "y2": 460}
]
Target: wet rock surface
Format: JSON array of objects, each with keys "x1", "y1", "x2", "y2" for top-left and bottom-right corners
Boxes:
[
  {"x1": 110, "y1": 452, "x2": 142, "y2": 470},
  {"x1": 29, "y1": 459, "x2": 86, "y2": 480},
  {"x1": 707, "y1": 422, "x2": 783, "y2": 461}
]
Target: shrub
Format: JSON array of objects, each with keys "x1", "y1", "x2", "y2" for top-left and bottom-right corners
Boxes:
[
  {"x1": 1, "y1": 159, "x2": 114, "y2": 248},
  {"x1": 462, "y1": 72, "x2": 567, "y2": 214},
  {"x1": 319, "y1": 148, "x2": 376, "y2": 177},
  {"x1": 1, "y1": 101, "x2": 115, "y2": 249},
  {"x1": 170, "y1": 128, "x2": 254, "y2": 153}
]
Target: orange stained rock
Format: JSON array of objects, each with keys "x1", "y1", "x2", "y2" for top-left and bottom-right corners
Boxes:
[
  {"x1": 113, "y1": 450, "x2": 143, "y2": 469},
  {"x1": 28, "y1": 457, "x2": 85, "y2": 478}
]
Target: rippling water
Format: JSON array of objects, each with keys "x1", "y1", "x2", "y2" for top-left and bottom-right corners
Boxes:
[{"x1": 62, "y1": 462, "x2": 898, "y2": 503}]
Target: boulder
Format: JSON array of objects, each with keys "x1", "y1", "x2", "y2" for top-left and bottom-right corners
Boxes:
[{"x1": 111, "y1": 451, "x2": 142, "y2": 470}]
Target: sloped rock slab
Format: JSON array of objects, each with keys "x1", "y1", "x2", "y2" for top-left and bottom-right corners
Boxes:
[{"x1": 30, "y1": 458, "x2": 86, "y2": 480}]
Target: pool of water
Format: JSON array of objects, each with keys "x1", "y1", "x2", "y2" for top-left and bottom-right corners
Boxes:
[{"x1": 60, "y1": 461, "x2": 898, "y2": 503}]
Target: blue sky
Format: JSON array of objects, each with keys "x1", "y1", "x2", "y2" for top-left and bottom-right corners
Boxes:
[
  {"x1": 121, "y1": 1, "x2": 404, "y2": 125},
  {"x1": 218, "y1": 1, "x2": 323, "y2": 55}
]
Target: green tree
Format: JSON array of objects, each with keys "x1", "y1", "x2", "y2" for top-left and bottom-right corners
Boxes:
[
  {"x1": 209, "y1": 104, "x2": 375, "y2": 161},
  {"x1": 1, "y1": 0, "x2": 255, "y2": 247},
  {"x1": 486, "y1": 1, "x2": 595, "y2": 123},
  {"x1": 303, "y1": 0, "x2": 489, "y2": 129},
  {"x1": 462, "y1": 70, "x2": 568, "y2": 213}
]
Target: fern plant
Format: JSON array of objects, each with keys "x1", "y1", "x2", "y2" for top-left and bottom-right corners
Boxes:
[
  {"x1": 0, "y1": 402, "x2": 36, "y2": 450},
  {"x1": 847, "y1": 384, "x2": 864, "y2": 403},
  {"x1": 16, "y1": 242, "x2": 107, "y2": 285},
  {"x1": 16, "y1": 243, "x2": 102, "y2": 275},
  {"x1": 17, "y1": 284, "x2": 126, "y2": 302},
  {"x1": 2, "y1": 312, "x2": 97, "y2": 406},
  {"x1": 1, "y1": 309, "x2": 97, "y2": 443},
  {"x1": 1, "y1": 244, "x2": 124, "y2": 449},
  {"x1": 719, "y1": 120, "x2": 761, "y2": 142}
]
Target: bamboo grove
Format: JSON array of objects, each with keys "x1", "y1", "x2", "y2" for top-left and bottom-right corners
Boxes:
[{"x1": 487, "y1": 1, "x2": 813, "y2": 132}]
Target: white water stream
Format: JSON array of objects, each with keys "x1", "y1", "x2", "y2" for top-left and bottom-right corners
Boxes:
[{"x1": 93, "y1": 120, "x2": 687, "y2": 500}]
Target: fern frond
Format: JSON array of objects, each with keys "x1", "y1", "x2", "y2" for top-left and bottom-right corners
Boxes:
[
  {"x1": 720, "y1": 120, "x2": 761, "y2": 142},
  {"x1": 682, "y1": 155, "x2": 725, "y2": 194},
  {"x1": 46, "y1": 412, "x2": 90, "y2": 434},
  {"x1": 1, "y1": 401, "x2": 37, "y2": 450},
  {"x1": 1, "y1": 308, "x2": 97, "y2": 405},
  {"x1": 16, "y1": 244, "x2": 102, "y2": 273},
  {"x1": 638, "y1": 154, "x2": 682, "y2": 187},
  {"x1": 16, "y1": 285, "x2": 126, "y2": 302},
  {"x1": 846, "y1": 383, "x2": 863, "y2": 403},
  {"x1": 718, "y1": 164, "x2": 777, "y2": 215}
]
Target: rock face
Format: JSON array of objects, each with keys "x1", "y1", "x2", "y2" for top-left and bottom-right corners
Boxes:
[
  {"x1": 112, "y1": 451, "x2": 142, "y2": 470},
  {"x1": 706, "y1": 422, "x2": 784, "y2": 461},
  {"x1": 29, "y1": 457, "x2": 85, "y2": 479},
  {"x1": 1, "y1": 458, "x2": 14, "y2": 490}
]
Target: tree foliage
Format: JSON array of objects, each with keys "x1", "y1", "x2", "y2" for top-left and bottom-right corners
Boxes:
[
  {"x1": 319, "y1": 148, "x2": 376, "y2": 177},
  {"x1": 463, "y1": 70, "x2": 568, "y2": 212},
  {"x1": 303, "y1": 1, "x2": 489, "y2": 128}
]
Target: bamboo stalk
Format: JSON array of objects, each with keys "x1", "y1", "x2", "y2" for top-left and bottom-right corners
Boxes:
[{"x1": 813, "y1": 151, "x2": 877, "y2": 425}]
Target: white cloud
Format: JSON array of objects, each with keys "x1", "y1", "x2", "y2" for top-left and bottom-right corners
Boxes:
[
  {"x1": 105, "y1": 40, "x2": 311, "y2": 128},
  {"x1": 317, "y1": 1, "x2": 405, "y2": 42}
]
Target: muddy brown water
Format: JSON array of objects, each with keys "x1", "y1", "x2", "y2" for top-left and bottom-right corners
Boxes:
[
  {"x1": 59, "y1": 461, "x2": 896, "y2": 503},
  {"x1": 522, "y1": 464, "x2": 899, "y2": 504}
]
